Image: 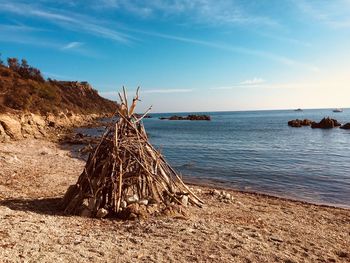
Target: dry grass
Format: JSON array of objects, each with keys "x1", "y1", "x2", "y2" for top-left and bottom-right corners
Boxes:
[{"x1": 0, "y1": 65, "x2": 117, "y2": 115}]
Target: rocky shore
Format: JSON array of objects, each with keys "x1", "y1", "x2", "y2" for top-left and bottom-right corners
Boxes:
[
  {"x1": 288, "y1": 117, "x2": 350, "y2": 129},
  {"x1": 160, "y1": 114, "x2": 211, "y2": 121},
  {"x1": 1, "y1": 138, "x2": 349, "y2": 262},
  {"x1": 0, "y1": 112, "x2": 110, "y2": 142}
]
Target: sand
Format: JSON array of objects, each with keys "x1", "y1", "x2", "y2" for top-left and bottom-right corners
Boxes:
[{"x1": 0, "y1": 139, "x2": 349, "y2": 262}]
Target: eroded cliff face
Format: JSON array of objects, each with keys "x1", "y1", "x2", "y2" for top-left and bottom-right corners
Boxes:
[{"x1": 0, "y1": 112, "x2": 105, "y2": 142}]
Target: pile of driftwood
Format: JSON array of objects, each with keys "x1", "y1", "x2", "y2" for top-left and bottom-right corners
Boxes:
[{"x1": 62, "y1": 88, "x2": 203, "y2": 219}]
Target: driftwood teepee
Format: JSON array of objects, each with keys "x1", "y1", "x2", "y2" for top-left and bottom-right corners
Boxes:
[{"x1": 62, "y1": 88, "x2": 203, "y2": 219}]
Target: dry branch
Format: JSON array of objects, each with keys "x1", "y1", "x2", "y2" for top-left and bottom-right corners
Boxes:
[{"x1": 62, "y1": 88, "x2": 203, "y2": 219}]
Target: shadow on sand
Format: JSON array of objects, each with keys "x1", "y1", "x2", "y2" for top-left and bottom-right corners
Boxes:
[
  {"x1": 0, "y1": 197, "x2": 65, "y2": 216},
  {"x1": 0, "y1": 124, "x2": 104, "y2": 217}
]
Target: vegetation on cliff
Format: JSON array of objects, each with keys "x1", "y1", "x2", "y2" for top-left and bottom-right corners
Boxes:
[{"x1": 0, "y1": 55, "x2": 117, "y2": 115}]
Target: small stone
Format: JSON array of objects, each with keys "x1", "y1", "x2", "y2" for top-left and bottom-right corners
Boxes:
[
  {"x1": 74, "y1": 240, "x2": 82, "y2": 245},
  {"x1": 121, "y1": 200, "x2": 127, "y2": 208},
  {"x1": 126, "y1": 194, "x2": 139, "y2": 204},
  {"x1": 224, "y1": 193, "x2": 231, "y2": 200},
  {"x1": 96, "y1": 208, "x2": 108, "y2": 218},
  {"x1": 181, "y1": 195, "x2": 189, "y2": 207},
  {"x1": 139, "y1": 199, "x2": 148, "y2": 206},
  {"x1": 196, "y1": 188, "x2": 202, "y2": 194},
  {"x1": 211, "y1": 189, "x2": 220, "y2": 196},
  {"x1": 129, "y1": 213, "x2": 137, "y2": 220}
]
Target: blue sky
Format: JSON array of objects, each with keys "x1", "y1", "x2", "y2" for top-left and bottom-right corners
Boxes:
[{"x1": 1, "y1": 0, "x2": 350, "y2": 112}]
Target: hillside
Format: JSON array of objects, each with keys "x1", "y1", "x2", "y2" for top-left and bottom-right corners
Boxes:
[{"x1": 0, "y1": 61, "x2": 117, "y2": 115}]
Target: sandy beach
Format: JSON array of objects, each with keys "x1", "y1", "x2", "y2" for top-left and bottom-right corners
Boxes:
[{"x1": 0, "y1": 138, "x2": 349, "y2": 263}]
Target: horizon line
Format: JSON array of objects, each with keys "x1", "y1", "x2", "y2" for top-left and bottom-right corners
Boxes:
[{"x1": 140, "y1": 107, "x2": 350, "y2": 115}]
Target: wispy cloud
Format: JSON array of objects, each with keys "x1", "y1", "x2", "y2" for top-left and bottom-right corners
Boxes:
[
  {"x1": 143, "y1": 89, "x2": 192, "y2": 94},
  {"x1": 131, "y1": 29, "x2": 319, "y2": 72},
  {"x1": 0, "y1": 2, "x2": 131, "y2": 43},
  {"x1": 97, "y1": 0, "x2": 279, "y2": 28},
  {"x1": 100, "y1": 88, "x2": 192, "y2": 98},
  {"x1": 257, "y1": 32, "x2": 312, "y2": 47},
  {"x1": 61, "y1": 41, "x2": 84, "y2": 50},
  {"x1": 211, "y1": 81, "x2": 325, "y2": 91},
  {"x1": 294, "y1": 0, "x2": 350, "y2": 28},
  {"x1": 240, "y1": 77, "x2": 265, "y2": 85},
  {"x1": 212, "y1": 78, "x2": 267, "y2": 90},
  {"x1": 0, "y1": 23, "x2": 44, "y2": 32},
  {"x1": 0, "y1": 1, "x2": 318, "y2": 70}
]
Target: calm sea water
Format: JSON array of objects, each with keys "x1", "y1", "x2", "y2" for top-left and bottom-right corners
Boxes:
[{"x1": 79, "y1": 109, "x2": 350, "y2": 208}]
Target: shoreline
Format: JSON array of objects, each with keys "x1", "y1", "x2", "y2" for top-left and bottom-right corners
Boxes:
[
  {"x1": 55, "y1": 121, "x2": 350, "y2": 211},
  {"x1": 1, "y1": 138, "x2": 350, "y2": 262},
  {"x1": 185, "y1": 180, "x2": 350, "y2": 211}
]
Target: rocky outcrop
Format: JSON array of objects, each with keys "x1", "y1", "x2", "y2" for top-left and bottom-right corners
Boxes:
[
  {"x1": 311, "y1": 117, "x2": 341, "y2": 129},
  {"x1": 288, "y1": 119, "x2": 313, "y2": 127},
  {"x1": 340, "y1": 123, "x2": 350, "y2": 129},
  {"x1": 0, "y1": 115, "x2": 23, "y2": 140},
  {"x1": 160, "y1": 115, "x2": 211, "y2": 121},
  {"x1": 0, "y1": 112, "x2": 106, "y2": 142}
]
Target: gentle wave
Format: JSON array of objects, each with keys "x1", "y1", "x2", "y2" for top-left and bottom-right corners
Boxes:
[{"x1": 78, "y1": 109, "x2": 350, "y2": 208}]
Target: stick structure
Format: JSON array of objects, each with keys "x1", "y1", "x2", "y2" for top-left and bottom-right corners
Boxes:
[{"x1": 62, "y1": 88, "x2": 203, "y2": 218}]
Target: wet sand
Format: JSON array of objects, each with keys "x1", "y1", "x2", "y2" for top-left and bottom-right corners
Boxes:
[{"x1": 0, "y1": 139, "x2": 349, "y2": 262}]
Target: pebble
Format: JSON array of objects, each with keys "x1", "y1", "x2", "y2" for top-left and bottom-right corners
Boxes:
[
  {"x1": 126, "y1": 195, "x2": 139, "y2": 204},
  {"x1": 96, "y1": 208, "x2": 108, "y2": 218},
  {"x1": 212, "y1": 190, "x2": 220, "y2": 196},
  {"x1": 195, "y1": 188, "x2": 202, "y2": 194},
  {"x1": 181, "y1": 195, "x2": 189, "y2": 207},
  {"x1": 139, "y1": 199, "x2": 148, "y2": 206},
  {"x1": 224, "y1": 193, "x2": 231, "y2": 200}
]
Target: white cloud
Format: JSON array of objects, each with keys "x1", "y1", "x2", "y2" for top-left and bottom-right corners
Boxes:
[
  {"x1": 240, "y1": 77, "x2": 265, "y2": 85},
  {"x1": 99, "y1": 88, "x2": 192, "y2": 100},
  {"x1": 100, "y1": 88, "x2": 192, "y2": 99},
  {"x1": 143, "y1": 89, "x2": 192, "y2": 94},
  {"x1": 0, "y1": 2, "x2": 131, "y2": 43},
  {"x1": 61, "y1": 41, "x2": 83, "y2": 50},
  {"x1": 98, "y1": 0, "x2": 279, "y2": 27},
  {"x1": 257, "y1": 32, "x2": 312, "y2": 47},
  {"x1": 294, "y1": 0, "x2": 350, "y2": 29},
  {"x1": 0, "y1": 1, "x2": 319, "y2": 70},
  {"x1": 131, "y1": 29, "x2": 319, "y2": 72}
]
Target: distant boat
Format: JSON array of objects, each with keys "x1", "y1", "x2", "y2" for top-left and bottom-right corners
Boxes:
[
  {"x1": 294, "y1": 108, "x2": 303, "y2": 112},
  {"x1": 333, "y1": 108, "x2": 343, "y2": 113}
]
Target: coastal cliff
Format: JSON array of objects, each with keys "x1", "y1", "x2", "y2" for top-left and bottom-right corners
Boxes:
[{"x1": 0, "y1": 60, "x2": 117, "y2": 141}]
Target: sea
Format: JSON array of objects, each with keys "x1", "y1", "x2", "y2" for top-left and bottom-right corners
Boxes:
[{"x1": 77, "y1": 109, "x2": 350, "y2": 208}]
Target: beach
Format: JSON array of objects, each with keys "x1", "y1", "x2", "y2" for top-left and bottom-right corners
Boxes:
[{"x1": 1, "y1": 138, "x2": 349, "y2": 263}]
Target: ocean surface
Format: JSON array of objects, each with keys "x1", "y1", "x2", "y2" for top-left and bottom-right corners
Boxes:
[{"x1": 78, "y1": 109, "x2": 350, "y2": 208}]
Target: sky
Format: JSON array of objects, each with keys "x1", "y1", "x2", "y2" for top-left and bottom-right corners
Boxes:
[{"x1": 0, "y1": 0, "x2": 350, "y2": 113}]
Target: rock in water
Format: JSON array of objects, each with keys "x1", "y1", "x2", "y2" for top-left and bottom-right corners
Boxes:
[
  {"x1": 288, "y1": 119, "x2": 313, "y2": 127},
  {"x1": 160, "y1": 114, "x2": 211, "y2": 121},
  {"x1": 311, "y1": 117, "x2": 340, "y2": 129},
  {"x1": 340, "y1": 123, "x2": 350, "y2": 129}
]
